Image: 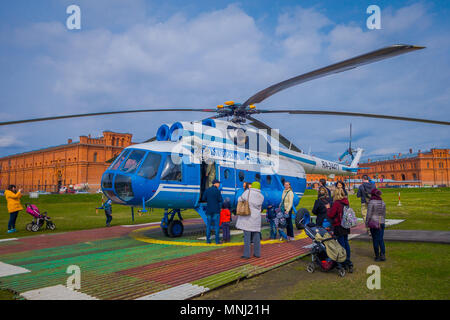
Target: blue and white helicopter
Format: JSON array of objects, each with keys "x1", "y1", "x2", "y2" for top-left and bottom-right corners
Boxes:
[{"x1": 2, "y1": 44, "x2": 449, "y2": 237}]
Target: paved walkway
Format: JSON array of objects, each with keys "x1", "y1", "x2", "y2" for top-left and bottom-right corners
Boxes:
[{"x1": 354, "y1": 230, "x2": 450, "y2": 244}]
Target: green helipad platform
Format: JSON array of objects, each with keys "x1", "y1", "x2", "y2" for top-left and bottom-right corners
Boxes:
[{"x1": 0, "y1": 219, "x2": 366, "y2": 300}]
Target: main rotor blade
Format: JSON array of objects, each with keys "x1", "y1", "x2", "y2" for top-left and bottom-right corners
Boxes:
[
  {"x1": 0, "y1": 108, "x2": 217, "y2": 127},
  {"x1": 246, "y1": 115, "x2": 302, "y2": 153},
  {"x1": 242, "y1": 44, "x2": 425, "y2": 107},
  {"x1": 255, "y1": 109, "x2": 450, "y2": 126}
]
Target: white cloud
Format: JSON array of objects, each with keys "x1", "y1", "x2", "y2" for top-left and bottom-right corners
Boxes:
[
  {"x1": 0, "y1": 2, "x2": 448, "y2": 159},
  {"x1": 0, "y1": 136, "x2": 23, "y2": 148}
]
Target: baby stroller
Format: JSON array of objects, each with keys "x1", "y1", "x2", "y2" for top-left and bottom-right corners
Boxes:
[
  {"x1": 25, "y1": 203, "x2": 56, "y2": 232},
  {"x1": 304, "y1": 224, "x2": 347, "y2": 277}
]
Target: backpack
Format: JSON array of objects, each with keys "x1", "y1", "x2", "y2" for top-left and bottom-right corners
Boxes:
[
  {"x1": 275, "y1": 210, "x2": 288, "y2": 229},
  {"x1": 341, "y1": 205, "x2": 357, "y2": 228}
]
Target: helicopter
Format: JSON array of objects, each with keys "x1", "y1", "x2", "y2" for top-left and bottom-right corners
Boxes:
[{"x1": 1, "y1": 44, "x2": 449, "y2": 237}]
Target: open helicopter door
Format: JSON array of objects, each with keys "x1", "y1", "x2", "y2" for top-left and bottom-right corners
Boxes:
[{"x1": 200, "y1": 160, "x2": 217, "y2": 201}]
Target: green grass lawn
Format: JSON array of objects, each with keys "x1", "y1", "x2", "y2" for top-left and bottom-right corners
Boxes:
[
  {"x1": 0, "y1": 193, "x2": 199, "y2": 240},
  {"x1": 0, "y1": 188, "x2": 449, "y2": 300},
  {"x1": 299, "y1": 187, "x2": 450, "y2": 231},
  {"x1": 0, "y1": 187, "x2": 448, "y2": 239},
  {"x1": 287, "y1": 241, "x2": 450, "y2": 300},
  {"x1": 195, "y1": 241, "x2": 450, "y2": 300}
]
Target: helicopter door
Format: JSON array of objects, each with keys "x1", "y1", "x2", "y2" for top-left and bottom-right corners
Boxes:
[{"x1": 200, "y1": 160, "x2": 216, "y2": 201}]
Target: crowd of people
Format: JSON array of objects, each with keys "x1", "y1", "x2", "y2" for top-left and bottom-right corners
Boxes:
[{"x1": 202, "y1": 174, "x2": 387, "y2": 265}]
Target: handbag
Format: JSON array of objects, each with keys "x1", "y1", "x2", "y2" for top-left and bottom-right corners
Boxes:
[
  {"x1": 236, "y1": 190, "x2": 251, "y2": 216},
  {"x1": 368, "y1": 216, "x2": 380, "y2": 229}
]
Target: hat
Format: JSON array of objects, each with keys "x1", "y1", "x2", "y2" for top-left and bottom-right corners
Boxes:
[
  {"x1": 371, "y1": 188, "x2": 382, "y2": 197},
  {"x1": 212, "y1": 179, "x2": 220, "y2": 184},
  {"x1": 251, "y1": 181, "x2": 261, "y2": 189}
]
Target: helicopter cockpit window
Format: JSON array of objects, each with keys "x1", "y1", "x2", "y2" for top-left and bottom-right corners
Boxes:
[
  {"x1": 161, "y1": 155, "x2": 182, "y2": 181},
  {"x1": 120, "y1": 150, "x2": 146, "y2": 174},
  {"x1": 110, "y1": 149, "x2": 130, "y2": 170},
  {"x1": 137, "y1": 152, "x2": 162, "y2": 180}
]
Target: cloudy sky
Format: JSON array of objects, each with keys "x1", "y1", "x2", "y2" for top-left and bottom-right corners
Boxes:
[{"x1": 0, "y1": 0, "x2": 449, "y2": 161}]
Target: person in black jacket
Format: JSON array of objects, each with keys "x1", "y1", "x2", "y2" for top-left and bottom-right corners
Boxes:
[
  {"x1": 201, "y1": 179, "x2": 223, "y2": 244},
  {"x1": 319, "y1": 178, "x2": 333, "y2": 206},
  {"x1": 312, "y1": 187, "x2": 330, "y2": 227}
]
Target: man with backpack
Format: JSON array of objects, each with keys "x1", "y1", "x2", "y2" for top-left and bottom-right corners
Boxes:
[{"x1": 357, "y1": 175, "x2": 375, "y2": 234}]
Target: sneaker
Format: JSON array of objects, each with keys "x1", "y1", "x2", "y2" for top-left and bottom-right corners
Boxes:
[
  {"x1": 289, "y1": 237, "x2": 296, "y2": 241},
  {"x1": 380, "y1": 255, "x2": 386, "y2": 261},
  {"x1": 7, "y1": 229, "x2": 14, "y2": 234},
  {"x1": 241, "y1": 256, "x2": 250, "y2": 259},
  {"x1": 375, "y1": 256, "x2": 381, "y2": 262}
]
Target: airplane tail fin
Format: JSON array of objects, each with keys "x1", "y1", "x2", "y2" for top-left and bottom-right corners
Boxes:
[{"x1": 350, "y1": 148, "x2": 364, "y2": 168}]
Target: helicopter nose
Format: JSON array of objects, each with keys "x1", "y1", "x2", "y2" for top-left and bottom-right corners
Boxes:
[{"x1": 101, "y1": 171, "x2": 134, "y2": 204}]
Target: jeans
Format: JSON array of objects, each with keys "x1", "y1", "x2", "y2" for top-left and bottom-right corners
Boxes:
[
  {"x1": 221, "y1": 222, "x2": 230, "y2": 242},
  {"x1": 243, "y1": 231, "x2": 261, "y2": 258},
  {"x1": 8, "y1": 211, "x2": 19, "y2": 230},
  {"x1": 337, "y1": 234, "x2": 351, "y2": 264},
  {"x1": 268, "y1": 219, "x2": 277, "y2": 239},
  {"x1": 206, "y1": 213, "x2": 221, "y2": 244},
  {"x1": 105, "y1": 211, "x2": 112, "y2": 225},
  {"x1": 370, "y1": 223, "x2": 386, "y2": 256},
  {"x1": 286, "y1": 209, "x2": 294, "y2": 237},
  {"x1": 278, "y1": 228, "x2": 288, "y2": 240}
]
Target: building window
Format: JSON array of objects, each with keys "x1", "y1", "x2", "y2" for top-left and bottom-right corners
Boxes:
[
  {"x1": 427, "y1": 162, "x2": 430, "y2": 168},
  {"x1": 401, "y1": 174, "x2": 406, "y2": 181},
  {"x1": 93, "y1": 153, "x2": 98, "y2": 162}
]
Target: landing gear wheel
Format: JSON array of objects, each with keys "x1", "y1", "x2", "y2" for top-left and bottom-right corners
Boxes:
[
  {"x1": 47, "y1": 222, "x2": 56, "y2": 230},
  {"x1": 31, "y1": 224, "x2": 40, "y2": 232},
  {"x1": 168, "y1": 220, "x2": 184, "y2": 238},
  {"x1": 26, "y1": 223, "x2": 33, "y2": 232},
  {"x1": 306, "y1": 263, "x2": 315, "y2": 273},
  {"x1": 338, "y1": 268, "x2": 346, "y2": 277},
  {"x1": 295, "y1": 208, "x2": 310, "y2": 230}
]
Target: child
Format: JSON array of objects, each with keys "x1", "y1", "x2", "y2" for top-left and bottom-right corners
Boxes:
[
  {"x1": 274, "y1": 209, "x2": 289, "y2": 241},
  {"x1": 266, "y1": 202, "x2": 277, "y2": 239},
  {"x1": 220, "y1": 199, "x2": 232, "y2": 242},
  {"x1": 97, "y1": 194, "x2": 113, "y2": 227}
]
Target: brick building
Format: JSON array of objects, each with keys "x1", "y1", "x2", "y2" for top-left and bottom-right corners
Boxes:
[
  {"x1": 0, "y1": 131, "x2": 133, "y2": 193},
  {"x1": 355, "y1": 148, "x2": 450, "y2": 187},
  {"x1": 306, "y1": 148, "x2": 450, "y2": 188}
]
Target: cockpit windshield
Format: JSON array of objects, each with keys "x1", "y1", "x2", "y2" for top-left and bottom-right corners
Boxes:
[
  {"x1": 120, "y1": 150, "x2": 146, "y2": 174},
  {"x1": 160, "y1": 154, "x2": 182, "y2": 181},
  {"x1": 109, "y1": 149, "x2": 130, "y2": 170},
  {"x1": 138, "y1": 152, "x2": 162, "y2": 180}
]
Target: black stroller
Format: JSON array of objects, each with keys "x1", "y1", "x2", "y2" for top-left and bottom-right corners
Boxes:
[{"x1": 304, "y1": 224, "x2": 347, "y2": 277}]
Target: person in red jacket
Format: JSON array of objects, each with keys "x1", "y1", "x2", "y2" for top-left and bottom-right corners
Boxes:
[
  {"x1": 220, "y1": 199, "x2": 232, "y2": 243},
  {"x1": 326, "y1": 188, "x2": 353, "y2": 272}
]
